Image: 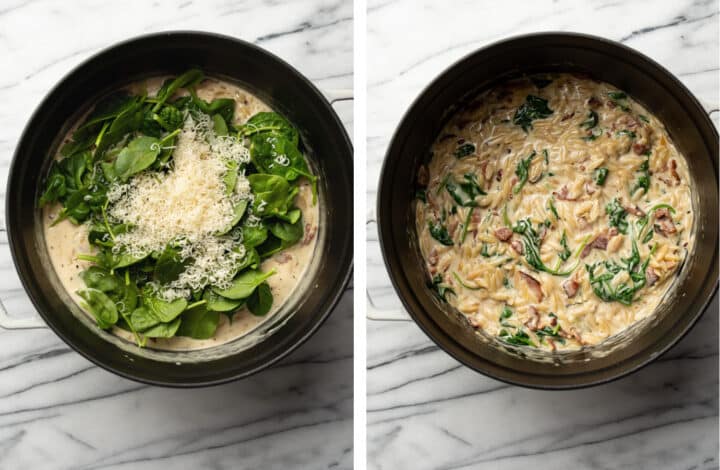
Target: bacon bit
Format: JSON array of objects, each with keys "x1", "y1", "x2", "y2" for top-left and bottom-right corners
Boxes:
[
  {"x1": 666, "y1": 223, "x2": 690, "y2": 242},
  {"x1": 496, "y1": 169, "x2": 503, "y2": 181},
  {"x1": 302, "y1": 224, "x2": 317, "y2": 245},
  {"x1": 646, "y1": 267, "x2": 659, "y2": 287},
  {"x1": 457, "y1": 137, "x2": 466, "y2": 145},
  {"x1": 607, "y1": 100, "x2": 616, "y2": 109},
  {"x1": 625, "y1": 205, "x2": 646, "y2": 217},
  {"x1": 471, "y1": 211, "x2": 482, "y2": 223},
  {"x1": 618, "y1": 115, "x2": 639, "y2": 129},
  {"x1": 669, "y1": 159, "x2": 681, "y2": 185},
  {"x1": 608, "y1": 227, "x2": 619, "y2": 237},
  {"x1": 519, "y1": 272, "x2": 543, "y2": 301},
  {"x1": 494, "y1": 227, "x2": 513, "y2": 241},
  {"x1": 276, "y1": 252, "x2": 293, "y2": 264},
  {"x1": 511, "y1": 239, "x2": 524, "y2": 255},
  {"x1": 632, "y1": 142, "x2": 650, "y2": 155},
  {"x1": 547, "y1": 338, "x2": 557, "y2": 351},
  {"x1": 549, "y1": 315, "x2": 558, "y2": 327},
  {"x1": 439, "y1": 133, "x2": 457, "y2": 142},
  {"x1": 569, "y1": 327, "x2": 583, "y2": 344},
  {"x1": 428, "y1": 248, "x2": 438, "y2": 266},
  {"x1": 588, "y1": 96, "x2": 602, "y2": 108},
  {"x1": 553, "y1": 185, "x2": 577, "y2": 201},
  {"x1": 581, "y1": 233, "x2": 609, "y2": 258},
  {"x1": 537, "y1": 224, "x2": 548, "y2": 243},
  {"x1": 524, "y1": 306, "x2": 540, "y2": 331},
  {"x1": 561, "y1": 112, "x2": 575, "y2": 121},
  {"x1": 448, "y1": 219, "x2": 459, "y2": 236},
  {"x1": 584, "y1": 181, "x2": 597, "y2": 195},
  {"x1": 563, "y1": 279, "x2": 579, "y2": 298},
  {"x1": 653, "y1": 209, "x2": 677, "y2": 236},
  {"x1": 417, "y1": 165, "x2": 429, "y2": 186}
]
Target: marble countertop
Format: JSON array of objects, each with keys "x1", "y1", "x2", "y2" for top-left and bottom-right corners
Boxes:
[
  {"x1": 0, "y1": 1, "x2": 352, "y2": 469},
  {"x1": 366, "y1": 0, "x2": 718, "y2": 469}
]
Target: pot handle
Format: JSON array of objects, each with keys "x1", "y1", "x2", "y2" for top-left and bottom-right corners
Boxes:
[
  {"x1": 0, "y1": 298, "x2": 47, "y2": 329},
  {"x1": 366, "y1": 208, "x2": 412, "y2": 321},
  {"x1": 321, "y1": 88, "x2": 354, "y2": 104},
  {"x1": 366, "y1": 290, "x2": 411, "y2": 321},
  {"x1": 699, "y1": 99, "x2": 719, "y2": 117}
]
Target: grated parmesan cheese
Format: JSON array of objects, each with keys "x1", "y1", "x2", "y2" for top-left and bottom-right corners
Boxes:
[{"x1": 106, "y1": 115, "x2": 254, "y2": 301}]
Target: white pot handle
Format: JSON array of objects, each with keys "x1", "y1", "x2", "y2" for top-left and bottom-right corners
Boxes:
[
  {"x1": 0, "y1": 298, "x2": 47, "y2": 329},
  {"x1": 322, "y1": 88, "x2": 354, "y2": 104}
]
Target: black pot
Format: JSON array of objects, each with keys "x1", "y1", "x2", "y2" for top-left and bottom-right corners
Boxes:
[
  {"x1": 377, "y1": 32, "x2": 718, "y2": 389},
  {"x1": 5, "y1": 32, "x2": 353, "y2": 387}
]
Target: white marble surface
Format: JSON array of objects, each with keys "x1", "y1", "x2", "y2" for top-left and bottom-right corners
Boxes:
[
  {"x1": 367, "y1": 0, "x2": 718, "y2": 469},
  {"x1": 0, "y1": 1, "x2": 352, "y2": 469}
]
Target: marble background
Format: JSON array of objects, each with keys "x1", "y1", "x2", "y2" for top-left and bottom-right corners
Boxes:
[
  {"x1": 0, "y1": 1, "x2": 353, "y2": 469},
  {"x1": 366, "y1": 0, "x2": 719, "y2": 469}
]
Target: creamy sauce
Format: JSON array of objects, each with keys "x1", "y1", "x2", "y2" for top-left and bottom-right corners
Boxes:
[
  {"x1": 43, "y1": 77, "x2": 318, "y2": 351},
  {"x1": 416, "y1": 74, "x2": 694, "y2": 351}
]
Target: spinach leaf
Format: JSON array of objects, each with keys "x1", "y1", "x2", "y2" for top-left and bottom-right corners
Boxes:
[
  {"x1": 430, "y1": 274, "x2": 455, "y2": 301},
  {"x1": 247, "y1": 282, "x2": 273, "y2": 316},
  {"x1": 153, "y1": 245, "x2": 189, "y2": 284},
  {"x1": 239, "y1": 112, "x2": 299, "y2": 145},
  {"x1": 606, "y1": 198, "x2": 628, "y2": 234},
  {"x1": 203, "y1": 289, "x2": 244, "y2": 312},
  {"x1": 428, "y1": 220, "x2": 453, "y2": 246},
  {"x1": 81, "y1": 266, "x2": 120, "y2": 292},
  {"x1": 77, "y1": 288, "x2": 118, "y2": 329},
  {"x1": 416, "y1": 189, "x2": 427, "y2": 203},
  {"x1": 631, "y1": 158, "x2": 650, "y2": 196},
  {"x1": 616, "y1": 130, "x2": 636, "y2": 139},
  {"x1": 513, "y1": 95, "x2": 553, "y2": 132},
  {"x1": 242, "y1": 223, "x2": 269, "y2": 248},
  {"x1": 607, "y1": 91, "x2": 630, "y2": 112},
  {"x1": 142, "y1": 317, "x2": 182, "y2": 338},
  {"x1": 269, "y1": 215, "x2": 304, "y2": 243},
  {"x1": 587, "y1": 240, "x2": 653, "y2": 305},
  {"x1": 512, "y1": 218, "x2": 580, "y2": 276},
  {"x1": 498, "y1": 328, "x2": 535, "y2": 347},
  {"x1": 547, "y1": 197, "x2": 559, "y2": 219},
  {"x1": 593, "y1": 167, "x2": 608, "y2": 186},
  {"x1": 581, "y1": 110, "x2": 598, "y2": 129},
  {"x1": 249, "y1": 132, "x2": 315, "y2": 189},
  {"x1": 513, "y1": 151, "x2": 536, "y2": 194},
  {"x1": 38, "y1": 164, "x2": 67, "y2": 207},
  {"x1": 177, "y1": 305, "x2": 220, "y2": 339},
  {"x1": 154, "y1": 105, "x2": 184, "y2": 131},
  {"x1": 453, "y1": 143, "x2": 476, "y2": 158},
  {"x1": 223, "y1": 161, "x2": 239, "y2": 195},
  {"x1": 499, "y1": 306, "x2": 513, "y2": 321},
  {"x1": 152, "y1": 69, "x2": 204, "y2": 112},
  {"x1": 145, "y1": 296, "x2": 188, "y2": 322},
  {"x1": 212, "y1": 113, "x2": 228, "y2": 135},
  {"x1": 248, "y1": 174, "x2": 298, "y2": 218},
  {"x1": 559, "y1": 231, "x2": 571, "y2": 261},
  {"x1": 114, "y1": 136, "x2": 161, "y2": 181},
  {"x1": 95, "y1": 98, "x2": 145, "y2": 158},
  {"x1": 212, "y1": 269, "x2": 276, "y2": 300},
  {"x1": 130, "y1": 306, "x2": 160, "y2": 331}
]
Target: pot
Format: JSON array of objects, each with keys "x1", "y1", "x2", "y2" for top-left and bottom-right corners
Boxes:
[
  {"x1": 4, "y1": 32, "x2": 353, "y2": 387},
  {"x1": 377, "y1": 32, "x2": 718, "y2": 389}
]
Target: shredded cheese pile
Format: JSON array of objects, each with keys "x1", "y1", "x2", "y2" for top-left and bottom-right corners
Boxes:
[{"x1": 106, "y1": 114, "x2": 253, "y2": 300}]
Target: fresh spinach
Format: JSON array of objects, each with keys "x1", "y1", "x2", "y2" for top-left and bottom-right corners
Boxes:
[
  {"x1": 77, "y1": 288, "x2": 118, "y2": 329},
  {"x1": 213, "y1": 269, "x2": 276, "y2": 300},
  {"x1": 454, "y1": 143, "x2": 476, "y2": 158},
  {"x1": 177, "y1": 305, "x2": 220, "y2": 339},
  {"x1": 247, "y1": 282, "x2": 273, "y2": 316}
]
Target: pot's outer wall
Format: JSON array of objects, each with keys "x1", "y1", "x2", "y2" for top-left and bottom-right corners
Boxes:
[
  {"x1": 6, "y1": 32, "x2": 353, "y2": 387},
  {"x1": 378, "y1": 33, "x2": 718, "y2": 389}
]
